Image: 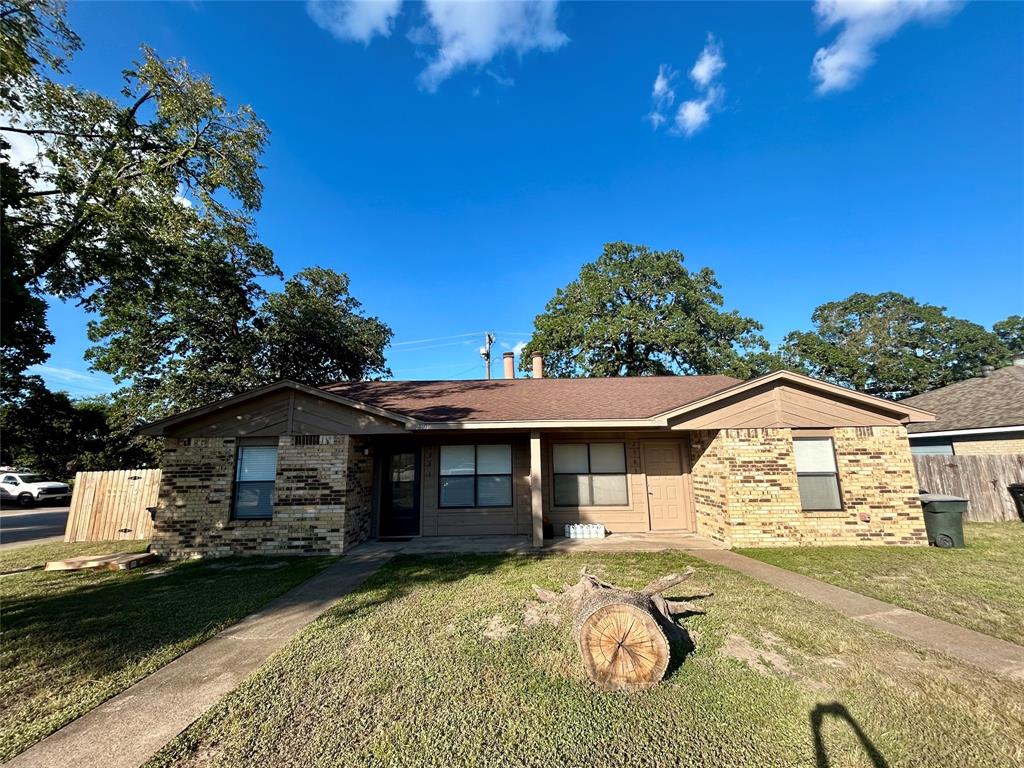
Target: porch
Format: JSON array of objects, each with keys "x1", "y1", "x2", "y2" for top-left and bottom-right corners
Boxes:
[{"x1": 363, "y1": 531, "x2": 725, "y2": 556}]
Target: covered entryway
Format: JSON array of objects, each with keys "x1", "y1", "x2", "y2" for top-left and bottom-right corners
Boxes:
[{"x1": 642, "y1": 440, "x2": 694, "y2": 531}]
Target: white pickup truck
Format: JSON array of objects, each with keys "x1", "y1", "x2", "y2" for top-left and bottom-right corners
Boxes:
[{"x1": 0, "y1": 471, "x2": 72, "y2": 507}]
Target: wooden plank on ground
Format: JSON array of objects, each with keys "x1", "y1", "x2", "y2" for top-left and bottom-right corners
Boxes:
[{"x1": 44, "y1": 551, "x2": 158, "y2": 572}]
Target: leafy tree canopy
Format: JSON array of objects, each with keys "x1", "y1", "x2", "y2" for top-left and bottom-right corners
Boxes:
[
  {"x1": 87, "y1": 266, "x2": 392, "y2": 428},
  {"x1": 522, "y1": 242, "x2": 767, "y2": 378},
  {"x1": 993, "y1": 315, "x2": 1024, "y2": 357},
  {"x1": 1, "y1": 0, "x2": 272, "y2": 399},
  {"x1": 781, "y1": 292, "x2": 1010, "y2": 399},
  {"x1": 0, "y1": 380, "x2": 157, "y2": 479},
  {"x1": 256, "y1": 267, "x2": 392, "y2": 384}
]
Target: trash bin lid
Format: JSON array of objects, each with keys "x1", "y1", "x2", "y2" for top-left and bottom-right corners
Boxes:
[{"x1": 919, "y1": 493, "x2": 969, "y2": 503}]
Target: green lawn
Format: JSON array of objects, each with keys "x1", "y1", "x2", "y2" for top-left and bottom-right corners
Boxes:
[
  {"x1": 738, "y1": 522, "x2": 1024, "y2": 645},
  {"x1": 0, "y1": 541, "x2": 334, "y2": 762},
  {"x1": 148, "y1": 552, "x2": 1024, "y2": 768}
]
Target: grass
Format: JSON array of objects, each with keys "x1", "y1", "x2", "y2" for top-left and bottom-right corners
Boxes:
[
  {"x1": 148, "y1": 552, "x2": 1024, "y2": 768},
  {"x1": 0, "y1": 540, "x2": 335, "y2": 761},
  {"x1": 737, "y1": 522, "x2": 1024, "y2": 644}
]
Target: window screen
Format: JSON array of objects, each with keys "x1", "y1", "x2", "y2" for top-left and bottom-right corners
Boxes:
[
  {"x1": 439, "y1": 445, "x2": 512, "y2": 507},
  {"x1": 552, "y1": 443, "x2": 628, "y2": 507},
  {"x1": 793, "y1": 438, "x2": 842, "y2": 511},
  {"x1": 233, "y1": 445, "x2": 277, "y2": 519}
]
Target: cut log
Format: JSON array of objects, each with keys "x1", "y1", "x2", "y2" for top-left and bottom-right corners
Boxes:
[
  {"x1": 531, "y1": 567, "x2": 704, "y2": 691},
  {"x1": 574, "y1": 590, "x2": 669, "y2": 691}
]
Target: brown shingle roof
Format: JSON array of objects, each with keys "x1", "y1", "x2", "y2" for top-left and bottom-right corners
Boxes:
[
  {"x1": 321, "y1": 375, "x2": 741, "y2": 423},
  {"x1": 902, "y1": 364, "x2": 1024, "y2": 434}
]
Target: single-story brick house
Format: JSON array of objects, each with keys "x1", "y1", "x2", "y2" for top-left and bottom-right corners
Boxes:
[{"x1": 141, "y1": 359, "x2": 936, "y2": 557}]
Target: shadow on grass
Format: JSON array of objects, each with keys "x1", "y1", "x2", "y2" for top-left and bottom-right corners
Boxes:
[
  {"x1": 1, "y1": 556, "x2": 333, "y2": 697},
  {"x1": 811, "y1": 702, "x2": 889, "y2": 768},
  {"x1": 323, "y1": 552, "x2": 542, "y2": 624}
]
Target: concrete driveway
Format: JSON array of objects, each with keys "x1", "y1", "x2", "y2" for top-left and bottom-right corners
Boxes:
[{"x1": 0, "y1": 505, "x2": 70, "y2": 547}]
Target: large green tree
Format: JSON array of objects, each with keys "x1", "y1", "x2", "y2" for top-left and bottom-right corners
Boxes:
[
  {"x1": 993, "y1": 315, "x2": 1024, "y2": 357},
  {"x1": 1, "y1": 0, "x2": 272, "y2": 400},
  {"x1": 256, "y1": 267, "x2": 392, "y2": 384},
  {"x1": 781, "y1": 292, "x2": 1010, "y2": 399},
  {"x1": 521, "y1": 242, "x2": 767, "y2": 377},
  {"x1": 2, "y1": 1, "x2": 393, "y2": 466},
  {"x1": 87, "y1": 265, "x2": 393, "y2": 428}
]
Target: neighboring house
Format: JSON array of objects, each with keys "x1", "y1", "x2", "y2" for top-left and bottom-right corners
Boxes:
[
  {"x1": 901, "y1": 359, "x2": 1024, "y2": 522},
  {"x1": 902, "y1": 359, "x2": 1024, "y2": 456},
  {"x1": 141, "y1": 357, "x2": 935, "y2": 557}
]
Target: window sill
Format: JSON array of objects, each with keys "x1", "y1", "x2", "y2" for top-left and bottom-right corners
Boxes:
[
  {"x1": 227, "y1": 518, "x2": 275, "y2": 526},
  {"x1": 801, "y1": 510, "x2": 848, "y2": 518},
  {"x1": 438, "y1": 506, "x2": 514, "y2": 512},
  {"x1": 552, "y1": 505, "x2": 631, "y2": 511}
]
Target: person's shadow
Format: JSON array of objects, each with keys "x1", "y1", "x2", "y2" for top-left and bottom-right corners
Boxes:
[{"x1": 810, "y1": 702, "x2": 890, "y2": 768}]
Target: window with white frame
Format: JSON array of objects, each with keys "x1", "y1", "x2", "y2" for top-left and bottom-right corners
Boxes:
[
  {"x1": 552, "y1": 442, "x2": 628, "y2": 507},
  {"x1": 793, "y1": 437, "x2": 842, "y2": 511},
  {"x1": 233, "y1": 444, "x2": 278, "y2": 519},
  {"x1": 439, "y1": 445, "x2": 513, "y2": 508}
]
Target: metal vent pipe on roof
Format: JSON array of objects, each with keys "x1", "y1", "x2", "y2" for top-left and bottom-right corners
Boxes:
[{"x1": 503, "y1": 352, "x2": 515, "y2": 379}]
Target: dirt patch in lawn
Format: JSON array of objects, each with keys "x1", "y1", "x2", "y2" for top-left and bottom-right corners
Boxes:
[
  {"x1": 482, "y1": 614, "x2": 514, "y2": 641},
  {"x1": 522, "y1": 601, "x2": 562, "y2": 627},
  {"x1": 720, "y1": 631, "x2": 794, "y2": 678}
]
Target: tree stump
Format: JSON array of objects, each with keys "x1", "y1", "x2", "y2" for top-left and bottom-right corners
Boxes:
[{"x1": 532, "y1": 567, "x2": 703, "y2": 691}]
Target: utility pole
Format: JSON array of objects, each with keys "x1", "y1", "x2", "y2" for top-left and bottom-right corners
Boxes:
[{"x1": 480, "y1": 332, "x2": 495, "y2": 380}]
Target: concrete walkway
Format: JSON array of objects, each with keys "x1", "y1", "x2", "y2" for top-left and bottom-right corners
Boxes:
[
  {"x1": 7, "y1": 545, "x2": 394, "y2": 768},
  {"x1": 685, "y1": 548, "x2": 1024, "y2": 680}
]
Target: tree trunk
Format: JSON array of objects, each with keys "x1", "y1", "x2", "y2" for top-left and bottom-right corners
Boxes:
[{"x1": 532, "y1": 567, "x2": 702, "y2": 691}]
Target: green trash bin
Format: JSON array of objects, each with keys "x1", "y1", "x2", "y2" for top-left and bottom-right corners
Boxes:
[{"x1": 919, "y1": 493, "x2": 968, "y2": 548}]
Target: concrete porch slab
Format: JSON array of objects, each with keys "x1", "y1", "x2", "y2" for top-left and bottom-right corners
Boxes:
[
  {"x1": 368, "y1": 532, "x2": 725, "y2": 555},
  {"x1": 545, "y1": 532, "x2": 726, "y2": 552}
]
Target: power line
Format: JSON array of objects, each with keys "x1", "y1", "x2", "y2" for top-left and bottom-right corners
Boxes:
[{"x1": 390, "y1": 331, "x2": 487, "y2": 347}]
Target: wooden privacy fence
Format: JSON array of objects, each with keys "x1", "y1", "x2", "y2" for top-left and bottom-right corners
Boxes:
[
  {"x1": 913, "y1": 454, "x2": 1024, "y2": 522},
  {"x1": 64, "y1": 469, "x2": 162, "y2": 542}
]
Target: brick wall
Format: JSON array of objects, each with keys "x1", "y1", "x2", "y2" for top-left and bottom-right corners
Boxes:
[
  {"x1": 688, "y1": 431, "x2": 729, "y2": 544},
  {"x1": 953, "y1": 436, "x2": 1024, "y2": 456},
  {"x1": 688, "y1": 426, "x2": 927, "y2": 548},
  {"x1": 152, "y1": 435, "x2": 373, "y2": 558}
]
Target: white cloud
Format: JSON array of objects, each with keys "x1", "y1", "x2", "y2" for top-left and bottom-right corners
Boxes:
[
  {"x1": 307, "y1": 0, "x2": 567, "y2": 90},
  {"x1": 676, "y1": 86, "x2": 723, "y2": 136},
  {"x1": 690, "y1": 35, "x2": 725, "y2": 88},
  {"x1": 811, "y1": 0, "x2": 962, "y2": 94},
  {"x1": 512, "y1": 340, "x2": 527, "y2": 356},
  {"x1": 648, "y1": 35, "x2": 726, "y2": 138},
  {"x1": 306, "y1": 0, "x2": 403, "y2": 44},
  {"x1": 646, "y1": 64, "x2": 677, "y2": 128},
  {"x1": 416, "y1": 0, "x2": 568, "y2": 92}
]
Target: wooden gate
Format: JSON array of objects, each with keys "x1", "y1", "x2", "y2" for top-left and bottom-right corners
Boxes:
[
  {"x1": 913, "y1": 454, "x2": 1024, "y2": 522},
  {"x1": 64, "y1": 469, "x2": 161, "y2": 542}
]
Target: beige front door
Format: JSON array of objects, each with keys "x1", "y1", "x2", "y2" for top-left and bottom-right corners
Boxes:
[{"x1": 642, "y1": 441, "x2": 693, "y2": 531}]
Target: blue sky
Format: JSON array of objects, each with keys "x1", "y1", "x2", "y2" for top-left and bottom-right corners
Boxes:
[{"x1": 30, "y1": 1, "x2": 1024, "y2": 396}]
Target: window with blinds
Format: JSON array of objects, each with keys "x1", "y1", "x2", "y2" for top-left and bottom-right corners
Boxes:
[
  {"x1": 233, "y1": 445, "x2": 277, "y2": 519},
  {"x1": 439, "y1": 445, "x2": 513, "y2": 508},
  {"x1": 793, "y1": 438, "x2": 842, "y2": 511},
  {"x1": 552, "y1": 443, "x2": 628, "y2": 507}
]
